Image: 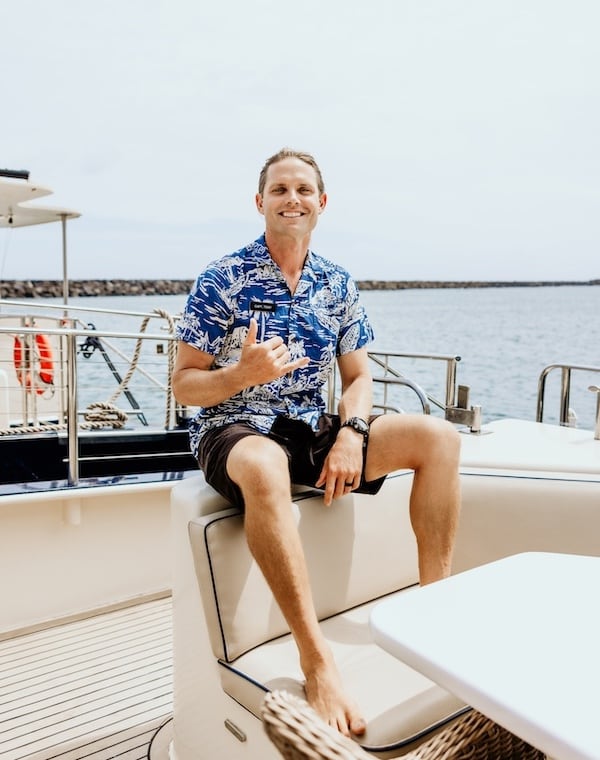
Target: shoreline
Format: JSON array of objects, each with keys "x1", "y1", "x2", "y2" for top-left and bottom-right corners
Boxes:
[{"x1": 0, "y1": 278, "x2": 599, "y2": 298}]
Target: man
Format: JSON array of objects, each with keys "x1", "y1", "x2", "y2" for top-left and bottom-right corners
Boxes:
[{"x1": 172, "y1": 148, "x2": 461, "y2": 736}]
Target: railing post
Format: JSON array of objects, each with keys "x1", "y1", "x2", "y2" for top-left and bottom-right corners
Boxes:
[
  {"x1": 589, "y1": 386, "x2": 600, "y2": 441},
  {"x1": 536, "y1": 366, "x2": 550, "y2": 422},
  {"x1": 559, "y1": 366, "x2": 572, "y2": 426},
  {"x1": 445, "y1": 359, "x2": 457, "y2": 408},
  {"x1": 66, "y1": 325, "x2": 79, "y2": 485},
  {"x1": 61, "y1": 214, "x2": 70, "y2": 307}
]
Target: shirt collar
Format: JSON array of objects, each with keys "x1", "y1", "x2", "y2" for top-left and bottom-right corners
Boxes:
[{"x1": 248, "y1": 234, "x2": 319, "y2": 284}]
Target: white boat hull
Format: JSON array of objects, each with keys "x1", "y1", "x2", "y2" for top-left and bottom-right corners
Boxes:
[
  {"x1": 1, "y1": 480, "x2": 176, "y2": 637},
  {"x1": 1, "y1": 418, "x2": 599, "y2": 759}
]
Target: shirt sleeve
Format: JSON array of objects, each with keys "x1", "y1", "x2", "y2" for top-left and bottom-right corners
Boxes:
[
  {"x1": 337, "y1": 276, "x2": 375, "y2": 355},
  {"x1": 175, "y1": 267, "x2": 233, "y2": 356}
]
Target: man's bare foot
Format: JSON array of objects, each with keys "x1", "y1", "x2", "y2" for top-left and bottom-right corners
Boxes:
[{"x1": 303, "y1": 657, "x2": 366, "y2": 736}]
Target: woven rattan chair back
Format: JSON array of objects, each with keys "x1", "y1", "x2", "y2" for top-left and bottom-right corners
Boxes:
[{"x1": 261, "y1": 690, "x2": 545, "y2": 760}]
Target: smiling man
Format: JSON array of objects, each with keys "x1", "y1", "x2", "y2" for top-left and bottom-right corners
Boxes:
[{"x1": 173, "y1": 148, "x2": 461, "y2": 736}]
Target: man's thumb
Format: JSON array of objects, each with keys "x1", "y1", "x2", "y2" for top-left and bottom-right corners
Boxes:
[{"x1": 244, "y1": 318, "x2": 258, "y2": 345}]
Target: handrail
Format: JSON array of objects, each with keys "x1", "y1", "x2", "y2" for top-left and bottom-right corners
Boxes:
[
  {"x1": 368, "y1": 350, "x2": 461, "y2": 409},
  {"x1": 537, "y1": 363, "x2": 600, "y2": 430},
  {"x1": 0, "y1": 298, "x2": 179, "y2": 321},
  {"x1": 0, "y1": 324, "x2": 173, "y2": 341},
  {"x1": 0, "y1": 323, "x2": 180, "y2": 486},
  {"x1": 327, "y1": 349, "x2": 482, "y2": 431},
  {"x1": 373, "y1": 376, "x2": 431, "y2": 414}
]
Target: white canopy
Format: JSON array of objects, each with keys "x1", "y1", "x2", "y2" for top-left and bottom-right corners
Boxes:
[
  {"x1": 0, "y1": 176, "x2": 80, "y2": 228},
  {"x1": 0, "y1": 173, "x2": 81, "y2": 303}
]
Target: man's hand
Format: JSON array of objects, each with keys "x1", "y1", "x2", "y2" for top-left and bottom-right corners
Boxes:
[
  {"x1": 315, "y1": 428, "x2": 364, "y2": 506},
  {"x1": 239, "y1": 318, "x2": 309, "y2": 386}
]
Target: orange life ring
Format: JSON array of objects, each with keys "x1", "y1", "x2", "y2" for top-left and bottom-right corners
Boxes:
[{"x1": 13, "y1": 334, "x2": 55, "y2": 395}]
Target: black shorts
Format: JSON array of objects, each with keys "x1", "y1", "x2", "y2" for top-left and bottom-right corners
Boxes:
[{"x1": 197, "y1": 414, "x2": 386, "y2": 508}]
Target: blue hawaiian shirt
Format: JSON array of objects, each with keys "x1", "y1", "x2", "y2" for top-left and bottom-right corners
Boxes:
[{"x1": 176, "y1": 235, "x2": 374, "y2": 456}]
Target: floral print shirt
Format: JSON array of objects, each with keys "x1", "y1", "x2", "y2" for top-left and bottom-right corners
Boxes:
[{"x1": 176, "y1": 235, "x2": 374, "y2": 456}]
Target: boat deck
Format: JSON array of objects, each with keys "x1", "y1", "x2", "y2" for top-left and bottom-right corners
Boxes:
[{"x1": 0, "y1": 598, "x2": 172, "y2": 760}]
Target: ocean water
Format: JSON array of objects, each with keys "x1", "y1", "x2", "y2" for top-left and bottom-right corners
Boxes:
[
  {"x1": 361, "y1": 285, "x2": 599, "y2": 429},
  {"x1": 62, "y1": 285, "x2": 600, "y2": 431}
]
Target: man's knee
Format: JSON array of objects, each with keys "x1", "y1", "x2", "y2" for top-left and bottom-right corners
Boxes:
[
  {"x1": 418, "y1": 416, "x2": 461, "y2": 466},
  {"x1": 227, "y1": 436, "x2": 289, "y2": 490},
  {"x1": 375, "y1": 414, "x2": 460, "y2": 470},
  {"x1": 433, "y1": 416, "x2": 461, "y2": 447}
]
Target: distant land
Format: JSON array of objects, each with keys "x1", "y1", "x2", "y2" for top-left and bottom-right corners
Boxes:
[{"x1": 0, "y1": 278, "x2": 599, "y2": 298}]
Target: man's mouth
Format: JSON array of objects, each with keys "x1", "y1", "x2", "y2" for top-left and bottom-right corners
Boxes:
[{"x1": 280, "y1": 211, "x2": 303, "y2": 218}]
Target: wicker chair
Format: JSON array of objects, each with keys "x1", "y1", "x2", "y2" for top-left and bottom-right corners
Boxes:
[{"x1": 261, "y1": 690, "x2": 545, "y2": 760}]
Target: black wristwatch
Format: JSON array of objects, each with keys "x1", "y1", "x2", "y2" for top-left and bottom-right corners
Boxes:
[{"x1": 340, "y1": 416, "x2": 370, "y2": 441}]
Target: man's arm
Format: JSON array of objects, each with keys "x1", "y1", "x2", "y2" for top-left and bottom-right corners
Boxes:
[
  {"x1": 172, "y1": 318, "x2": 309, "y2": 408},
  {"x1": 316, "y1": 347, "x2": 373, "y2": 504},
  {"x1": 336, "y1": 347, "x2": 373, "y2": 424}
]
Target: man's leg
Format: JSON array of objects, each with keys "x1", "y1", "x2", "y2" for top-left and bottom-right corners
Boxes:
[
  {"x1": 226, "y1": 435, "x2": 366, "y2": 736},
  {"x1": 365, "y1": 414, "x2": 461, "y2": 585}
]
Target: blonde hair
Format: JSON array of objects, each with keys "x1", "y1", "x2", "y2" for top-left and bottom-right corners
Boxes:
[{"x1": 258, "y1": 149, "x2": 325, "y2": 195}]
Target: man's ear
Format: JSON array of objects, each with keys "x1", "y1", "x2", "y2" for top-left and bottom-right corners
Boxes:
[
  {"x1": 255, "y1": 193, "x2": 264, "y2": 215},
  {"x1": 319, "y1": 193, "x2": 328, "y2": 213}
]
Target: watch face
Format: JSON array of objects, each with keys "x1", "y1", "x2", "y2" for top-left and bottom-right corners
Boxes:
[{"x1": 344, "y1": 417, "x2": 369, "y2": 435}]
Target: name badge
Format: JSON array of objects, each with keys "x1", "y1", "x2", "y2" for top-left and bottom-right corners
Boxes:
[{"x1": 250, "y1": 300, "x2": 276, "y2": 313}]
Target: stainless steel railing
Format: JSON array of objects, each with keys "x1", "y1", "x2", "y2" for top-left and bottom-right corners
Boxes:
[
  {"x1": 0, "y1": 300, "x2": 179, "y2": 426},
  {"x1": 537, "y1": 363, "x2": 600, "y2": 439},
  {"x1": 328, "y1": 349, "x2": 482, "y2": 432},
  {"x1": 590, "y1": 386, "x2": 600, "y2": 441},
  {"x1": 0, "y1": 318, "x2": 180, "y2": 485}
]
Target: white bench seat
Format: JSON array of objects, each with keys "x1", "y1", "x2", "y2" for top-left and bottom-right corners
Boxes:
[
  {"x1": 180, "y1": 473, "x2": 468, "y2": 756},
  {"x1": 215, "y1": 595, "x2": 466, "y2": 752}
]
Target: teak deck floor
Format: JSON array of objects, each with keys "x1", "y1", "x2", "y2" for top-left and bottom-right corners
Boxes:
[{"x1": 0, "y1": 598, "x2": 172, "y2": 760}]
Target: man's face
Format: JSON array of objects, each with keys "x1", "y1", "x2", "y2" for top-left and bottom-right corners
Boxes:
[{"x1": 256, "y1": 158, "x2": 327, "y2": 239}]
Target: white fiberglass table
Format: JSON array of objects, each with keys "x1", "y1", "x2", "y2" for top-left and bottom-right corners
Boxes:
[{"x1": 370, "y1": 552, "x2": 600, "y2": 760}]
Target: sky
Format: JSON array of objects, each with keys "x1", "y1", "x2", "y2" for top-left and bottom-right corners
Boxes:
[{"x1": 1, "y1": 0, "x2": 599, "y2": 282}]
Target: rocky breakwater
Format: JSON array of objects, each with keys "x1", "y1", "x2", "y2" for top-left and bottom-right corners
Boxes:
[
  {"x1": 0, "y1": 279, "x2": 195, "y2": 298},
  {"x1": 356, "y1": 279, "x2": 600, "y2": 290},
  {"x1": 1, "y1": 278, "x2": 598, "y2": 298}
]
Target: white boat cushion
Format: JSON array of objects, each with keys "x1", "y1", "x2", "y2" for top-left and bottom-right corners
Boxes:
[
  {"x1": 187, "y1": 474, "x2": 468, "y2": 753},
  {"x1": 217, "y1": 596, "x2": 467, "y2": 753},
  {"x1": 188, "y1": 473, "x2": 419, "y2": 661}
]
